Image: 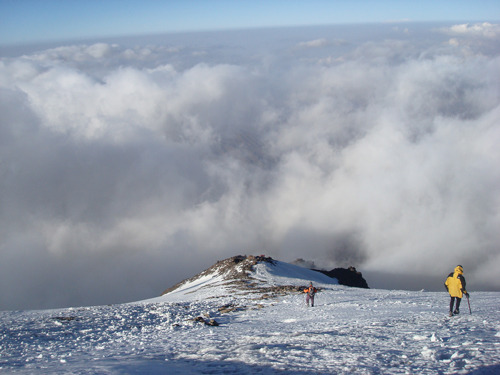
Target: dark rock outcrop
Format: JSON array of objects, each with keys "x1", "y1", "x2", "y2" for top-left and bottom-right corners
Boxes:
[{"x1": 314, "y1": 266, "x2": 369, "y2": 289}]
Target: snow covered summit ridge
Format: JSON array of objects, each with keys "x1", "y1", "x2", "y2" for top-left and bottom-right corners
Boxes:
[{"x1": 157, "y1": 255, "x2": 339, "y2": 302}]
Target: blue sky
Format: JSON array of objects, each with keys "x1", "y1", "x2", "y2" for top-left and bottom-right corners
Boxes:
[{"x1": 1, "y1": 0, "x2": 499, "y2": 45}]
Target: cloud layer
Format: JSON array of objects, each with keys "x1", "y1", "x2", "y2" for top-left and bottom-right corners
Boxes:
[{"x1": 1, "y1": 23, "x2": 499, "y2": 309}]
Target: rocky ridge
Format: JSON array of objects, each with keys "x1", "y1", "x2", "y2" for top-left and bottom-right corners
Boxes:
[{"x1": 161, "y1": 255, "x2": 306, "y2": 299}]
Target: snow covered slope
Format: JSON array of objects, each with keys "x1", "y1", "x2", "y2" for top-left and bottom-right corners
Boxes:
[
  {"x1": 147, "y1": 255, "x2": 338, "y2": 303},
  {"x1": 1, "y1": 257, "x2": 499, "y2": 374}
]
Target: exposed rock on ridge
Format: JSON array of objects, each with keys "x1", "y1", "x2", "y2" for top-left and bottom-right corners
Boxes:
[
  {"x1": 162, "y1": 255, "x2": 280, "y2": 296},
  {"x1": 161, "y1": 255, "x2": 318, "y2": 298},
  {"x1": 292, "y1": 258, "x2": 369, "y2": 288},
  {"x1": 314, "y1": 267, "x2": 369, "y2": 289}
]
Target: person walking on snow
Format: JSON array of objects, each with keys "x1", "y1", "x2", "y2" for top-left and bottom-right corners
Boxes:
[
  {"x1": 304, "y1": 282, "x2": 317, "y2": 307},
  {"x1": 444, "y1": 265, "x2": 469, "y2": 317}
]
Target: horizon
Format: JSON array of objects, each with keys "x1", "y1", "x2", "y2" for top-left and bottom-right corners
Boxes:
[{"x1": 0, "y1": 21, "x2": 467, "y2": 58}]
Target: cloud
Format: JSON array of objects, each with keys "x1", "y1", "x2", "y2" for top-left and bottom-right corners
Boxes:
[
  {"x1": 438, "y1": 22, "x2": 500, "y2": 56},
  {"x1": 297, "y1": 38, "x2": 329, "y2": 48},
  {"x1": 1, "y1": 23, "x2": 499, "y2": 309},
  {"x1": 444, "y1": 22, "x2": 500, "y2": 38}
]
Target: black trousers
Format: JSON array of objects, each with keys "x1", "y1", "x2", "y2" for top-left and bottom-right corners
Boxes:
[{"x1": 450, "y1": 296, "x2": 461, "y2": 312}]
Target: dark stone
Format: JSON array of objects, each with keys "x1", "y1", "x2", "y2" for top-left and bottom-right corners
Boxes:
[
  {"x1": 314, "y1": 266, "x2": 369, "y2": 289},
  {"x1": 207, "y1": 319, "x2": 219, "y2": 326}
]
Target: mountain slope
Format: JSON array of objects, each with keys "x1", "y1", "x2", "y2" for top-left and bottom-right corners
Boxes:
[{"x1": 152, "y1": 255, "x2": 339, "y2": 303}]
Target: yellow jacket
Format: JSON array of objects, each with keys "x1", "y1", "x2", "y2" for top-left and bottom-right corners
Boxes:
[{"x1": 445, "y1": 266, "x2": 467, "y2": 298}]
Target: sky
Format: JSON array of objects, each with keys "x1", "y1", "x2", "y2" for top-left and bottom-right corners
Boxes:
[
  {"x1": 0, "y1": 2, "x2": 500, "y2": 311},
  {"x1": 1, "y1": 0, "x2": 500, "y2": 45}
]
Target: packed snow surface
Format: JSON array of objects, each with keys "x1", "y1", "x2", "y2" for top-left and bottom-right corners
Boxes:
[{"x1": 1, "y1": 260, "x2": 499, "y2": 374}]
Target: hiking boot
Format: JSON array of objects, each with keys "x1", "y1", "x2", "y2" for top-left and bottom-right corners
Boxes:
[
  {"x1": 453, "y1": 309, "x2": 460, "y2": 315},
  {"x1": 449, "y1": 311, "x2": 453, "y2": 317}
]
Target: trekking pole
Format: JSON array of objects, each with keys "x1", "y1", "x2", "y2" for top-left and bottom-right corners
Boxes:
[{"x1": 466, "y1": 294, "x2": 471, "y2": 314}]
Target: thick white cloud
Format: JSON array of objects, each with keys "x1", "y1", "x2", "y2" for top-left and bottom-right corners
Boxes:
[
  {"x1": 445, "y1": 22, "x2": 500, "y2": 38},
  {"x1": 1, "y1": 23, "x2": 499, "y2": 309}
]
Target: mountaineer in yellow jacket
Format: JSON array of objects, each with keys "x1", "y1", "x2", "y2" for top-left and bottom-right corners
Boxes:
[{"x1": 444, "y1": 265, "x2": 469, "y2": 317}]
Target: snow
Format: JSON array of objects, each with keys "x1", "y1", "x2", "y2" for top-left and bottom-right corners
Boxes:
[
  {"x1": 251, "y1": 261, "x2": 339, "y2": 287},
  {"x1": 1, "y1": 261, "x2": 499, "y2": 374},
  {"x1": 156, "y1": 273, "x2": 228, "y2": 302}
]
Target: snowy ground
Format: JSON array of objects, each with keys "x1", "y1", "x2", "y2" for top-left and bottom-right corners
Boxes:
[{"x1": 1, "y1": 262, "x2": 499, "y2": 374}]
